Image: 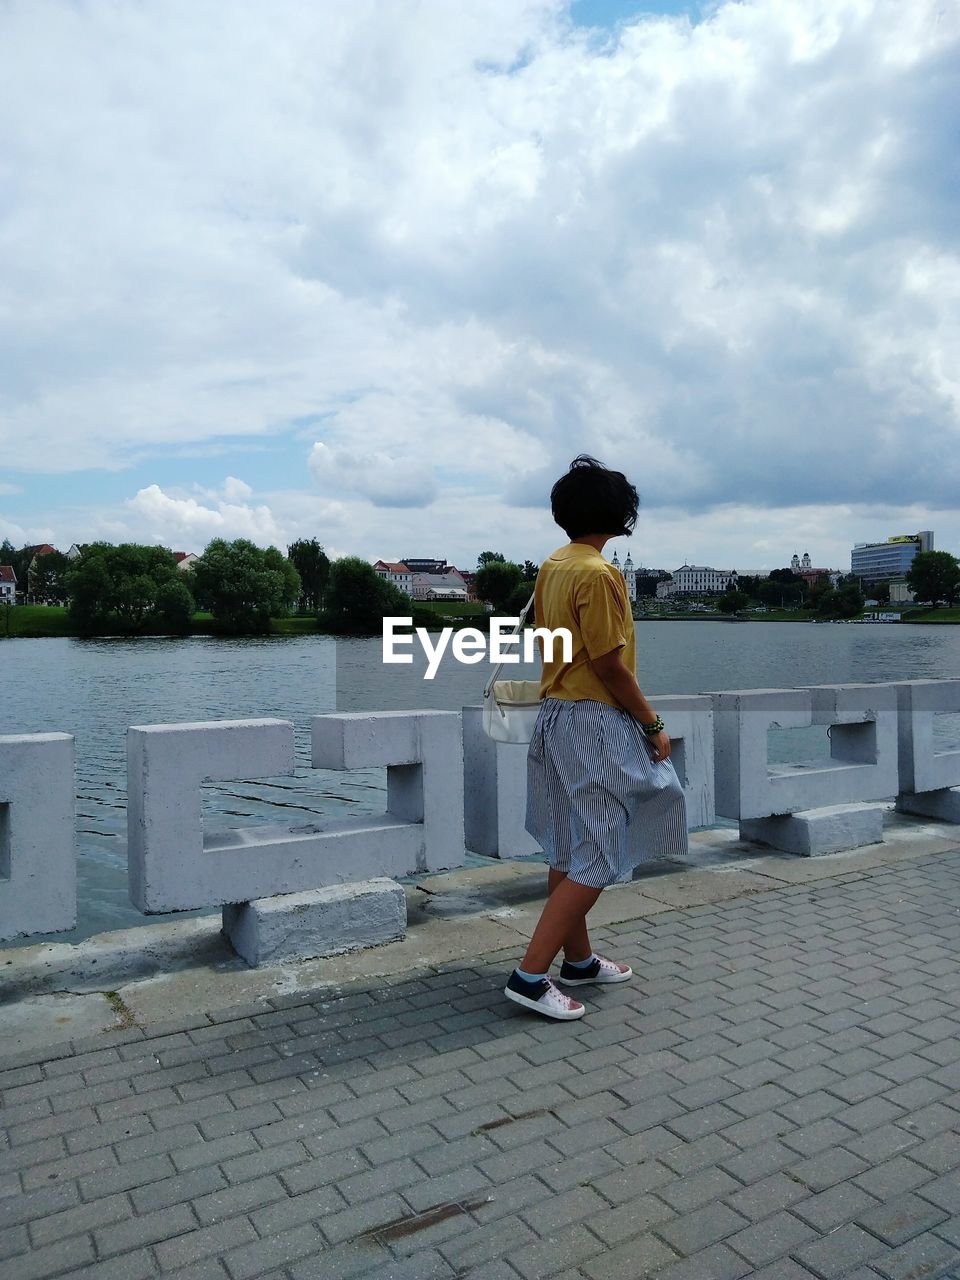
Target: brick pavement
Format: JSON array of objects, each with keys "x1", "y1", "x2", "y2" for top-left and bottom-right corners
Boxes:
[{"x1": 4, "y1": 850, "x2": 960, "y2": 1279}]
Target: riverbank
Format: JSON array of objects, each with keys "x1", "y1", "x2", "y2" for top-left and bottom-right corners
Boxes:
[{"x1": 0, "y1": 601, "x2": 490, "y2": 640}]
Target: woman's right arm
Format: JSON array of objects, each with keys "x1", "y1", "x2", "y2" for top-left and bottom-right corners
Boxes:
[{"x1": 590, "y1": 648, "x2": 672, "y2": 761}]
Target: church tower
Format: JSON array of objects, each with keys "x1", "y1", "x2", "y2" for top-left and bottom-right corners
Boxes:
[{"x1": 623, "y1": 552, "x2": 636, "y2": 602}]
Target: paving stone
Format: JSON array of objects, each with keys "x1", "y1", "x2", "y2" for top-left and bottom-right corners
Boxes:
[
  {"x1": 855, "y1": 1192, "x2": 949, "y2": 1247},
  {"x1": 191, "y1": 1173, "x2": 287, "y2": 1224},
  {"x1": 794, "y1": 1221, "x2": 889, "y2": 1277},
  {"x1": 725, "y1": 1210, "x2": 817, "y2": 1267},
  {"x1": 28, "y1": 1192, "x2": 131, "y2": 1247},
  {"x1": 793, "y1": 1182, "x2": 881, "y2": 1232},
  {"x1": 789, "y1": 1147, "x2": 870, "y2": 1192},
  {"x1": 647, "y1": 1242, "x2": 752, "y2": 1280},
  {"x1": 581, "y1": 1232, "x2": 679, "y2": 1279},
  {"x1": 588, "y1": 1191, "x2": 676, "y2": 1245},
  {"x1": 871, "y1": 1230, "x2": 960, "y2": 1280},
  {"x1": 854, "y1": 1155, "x2": 930, "y2": 1200},
  {"x1": 155, "y1": 1218, "x2": 259, "y2": 1271},
  {"x1": 656, "y1": 1201, "x2": 750, "y2": 1254},
  {"x1": 1, "y1": 1232, "x2": 96, "y2": 1280},
  {"x1": 95, "y1": 1202, "x2": 196, "y2": 1257},
  {"x1": 506, "y1": 1221, "x2": 605, "y2": 1279},
  {"x1": 223, "y1": 1223, "x2": 326, "y2": 1279}
]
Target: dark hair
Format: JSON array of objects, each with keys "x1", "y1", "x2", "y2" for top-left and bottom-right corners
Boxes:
[{"x1": 550, "y1": 454, "x2": 639, "y2": 539}]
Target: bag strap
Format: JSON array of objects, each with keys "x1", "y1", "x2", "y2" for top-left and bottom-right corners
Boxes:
[{"x1": 482, "y1": 590, "x2": 536, "y2": 698}]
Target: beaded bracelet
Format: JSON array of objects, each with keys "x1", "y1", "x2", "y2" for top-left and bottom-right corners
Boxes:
[{"x1": 641, "y1": 714, "x2": 665, "y2": 736}]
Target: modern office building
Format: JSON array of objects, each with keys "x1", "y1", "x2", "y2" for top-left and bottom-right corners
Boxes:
[{"x1": 851, "y1": 532, "x2": 933, "y2": 583}]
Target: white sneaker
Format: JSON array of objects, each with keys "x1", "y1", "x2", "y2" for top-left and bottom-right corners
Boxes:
[
  {"x1": 557, "y1": 954, "x2": 633, "y2": 986},
  {"x1": 504, "y1": 972, "x2": 586, "y2": 1020}
]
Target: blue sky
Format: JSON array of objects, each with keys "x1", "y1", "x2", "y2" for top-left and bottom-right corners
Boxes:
[{"x1": 1, "y1": 0, "x2": 958, "y2": 573}]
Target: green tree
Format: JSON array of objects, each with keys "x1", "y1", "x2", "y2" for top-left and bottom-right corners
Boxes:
[
  {"x1": 475, "y1": 560, "x2": 523, "y2": 610},
  {"x1": 907, "y1": 551, "x2": 960, "y2": 607},
  {"x1": 320, "y1": 556, "x2": 414, "y2": 634},
  {"x1": 521, "y1": 560, "x2": 539, "y2": 581},
  {"x1": 477, "y1": 551, "x2": 506, "y2": 569},
  {"x1": 287, "y1": 539, "x2": 330, "y2": 613},
  {"x1": 154, "y1": 579, "x2": 195, "y2": 633},
  {"x1": 1, "y1": 540, "x2": 32, "y2": 598},
  {"x1": 816, "y1": 581, "x2": 864, "y2": 619},
  {"x1": 873, "y1": 580, "x2": 891, "y2": 605},
  {"x1": 192, "y1": 539, "x2": 300, "y2": 634},
  {"x1": 66, "y1": 543, "x2": 191, "y2": 632},
  {"x1": 717, "y1": 588, "x2": 749, "y2": 614},
  {"x1": 29, "y1": 550, "x2": 71, "y2": 604}
]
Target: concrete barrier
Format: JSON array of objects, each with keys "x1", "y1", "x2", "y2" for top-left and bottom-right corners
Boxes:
[
  {"x1": 5, "y1": 681, "x2": 960, "y2": 949},
  {"x1": 128, "y1": 711, "x2": 464, "y2": 921},
  {"x1": 895, "y1": 679, "x2": 960, "y2": 823},
  {"x1": 462, "y1": 707, "x2": 540, "y2": 858},
  {"x1": 0, "y1": 733, "x2": 76, "y2": 943},
  {"x1": 711, "y1": 684, "x2": 898, "y2": 854}
]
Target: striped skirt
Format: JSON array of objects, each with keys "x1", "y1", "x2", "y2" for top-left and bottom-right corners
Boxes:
[{"x1": 525, "y1": 697, "x2": 688, "y2": 889}]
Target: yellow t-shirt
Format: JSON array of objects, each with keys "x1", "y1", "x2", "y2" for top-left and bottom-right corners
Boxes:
[{"x1": 534, "y1": 542, "x2": 636, "y2": 707}]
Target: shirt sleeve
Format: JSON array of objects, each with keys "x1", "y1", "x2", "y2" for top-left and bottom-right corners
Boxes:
[{"x1": 574, "y1": 570, "x2": 629, "y2": 660}]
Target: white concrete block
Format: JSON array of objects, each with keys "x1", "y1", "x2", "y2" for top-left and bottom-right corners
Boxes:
[
  {"x1": 128, "y1": 719, "x2": 298, "y2": 913},
  {"x1": 312, "y1": 711, "x2": 465, "y2": 874},
  {"x1": 222, "y1": 878, "x2": 406, "y2": 967},
  {"x1": 711, "y1": 685, "x2": 898, "y2": 820},
  {"x1": 740, "y1": 802, "x2": 886, "y2": 856},
  {"x1": 896, "y1": 786, "x2": 960, "y2": 824},
  {"x1": 656, "y1": 695, "x2": 716, "y2": 829},
  {"x1": 0, "y1": 734, "x2": 75, "y2": 944},
  {"x1": 895, "y1": 679, "x2": 960, "y2": 797},
  {"x1": 462, "y1": 706, "x2": 541, "y2": 858}
]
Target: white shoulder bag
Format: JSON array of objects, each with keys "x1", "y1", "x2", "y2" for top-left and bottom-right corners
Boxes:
[{"x1": 481, "y1": 590, "x2": 542, "y2": 743}]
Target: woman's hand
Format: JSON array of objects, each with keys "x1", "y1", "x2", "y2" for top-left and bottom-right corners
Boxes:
[{"x1": 645, "y1": 729, "x2": 672, "y2": 762}]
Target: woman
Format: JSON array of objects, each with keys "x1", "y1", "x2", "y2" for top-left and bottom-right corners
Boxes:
[{"x1": 505, "y1": 455, "x2": 688, "y2": 1020}]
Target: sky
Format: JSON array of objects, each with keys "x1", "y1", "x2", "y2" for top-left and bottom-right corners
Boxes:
[{"x1": 1, "y1": 0, "x2": 958, "y2": 575}]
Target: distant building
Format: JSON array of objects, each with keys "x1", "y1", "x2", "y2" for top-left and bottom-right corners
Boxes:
[
  {"x1": 373, "y1": 560, "x2": 413, "y2": 594},
  {"x1": 609, "y1": 551, "x2": 637, "y2": 602},
  {"x1": 411, "y1": 568, "x2": 468, "y2": 601},
  {"x1": 0, "y1": 565, "x2": 16, "y2": 603},
  {"x1": 65, "y1": 544, "x2": 83, "y2": 561},
  {"x1": 656, "y1": 565, "x2": 738, "y2": 598},
  {"x1": 789, "y1": 551, "x2": 841, "y2": 586},
  {"x1": 401, "y1": 558, "x2": 449, "y2": 575},
  {"x1": 174, "y1": 552, "x2": 199, "y2": 572},
  {"x1": 851, "y1": 531, "x2": 933, "y2": 584}
]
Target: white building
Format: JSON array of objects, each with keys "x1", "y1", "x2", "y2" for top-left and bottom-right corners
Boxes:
[
  {"x1": 373, "y1": 561, "x2": 413, "y2": 594},
  {"x1": 609, "y1": 551, "x2": 637, "y2": 602},
  {"x1": 410, "y1": 569, "x2": 468, "y2": 601},
  {"x1": 174, "y1": 553, "x2": 200, "y2": 572},
  {"x1": 0, "y1": 565, "x2": 16, "y2": 603},
  {"x1": 657, "y1": 565, "x2": 738, "y2": 598}
]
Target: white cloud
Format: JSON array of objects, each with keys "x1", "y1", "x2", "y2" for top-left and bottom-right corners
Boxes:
[
  {"x1": 1, "y1": 0, "x2": 958, "y2": 564},
  {"x1": 124, "y1": 482, "x2": 287, "y2": 548},
  {"x1": 309, "y1": 440, "x2": 436, "y2": 508}
]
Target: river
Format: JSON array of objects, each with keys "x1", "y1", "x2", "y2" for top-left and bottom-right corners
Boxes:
[{"x1": 3, "y1": 621, "x2": 960, "y2": 944}]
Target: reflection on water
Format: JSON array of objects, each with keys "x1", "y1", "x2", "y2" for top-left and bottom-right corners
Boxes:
[{"x1": 3, "y1": 623, "x2": 960, "y2": 943}]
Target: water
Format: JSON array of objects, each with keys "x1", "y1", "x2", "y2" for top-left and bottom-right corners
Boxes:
[{"x1": 3, "y1": 621, "x2": 960, "y2": 944}]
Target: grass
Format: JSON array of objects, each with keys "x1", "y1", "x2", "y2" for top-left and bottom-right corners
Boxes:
[
  {"x1": 2, "y1": 604, "x2": 73, "y2": 637},
  {"x1": 901, "y1": 605, "x2": 960, "y2": 623}
]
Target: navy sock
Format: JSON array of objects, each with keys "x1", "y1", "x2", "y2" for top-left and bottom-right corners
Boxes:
[
  {"x1": 514, "y1": 967, "x2": 548, "y2": 984},
  {"x1": 565, "y1": 953, "x2": 597, "y2": 969}
]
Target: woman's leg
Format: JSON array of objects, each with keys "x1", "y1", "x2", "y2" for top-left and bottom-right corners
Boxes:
[
  {"x1": 546, "y1": 869, "x2": 593, "y2": 964},
  {"x1": 520, "y1": 875, "x2": 603, "y2": 975}
]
